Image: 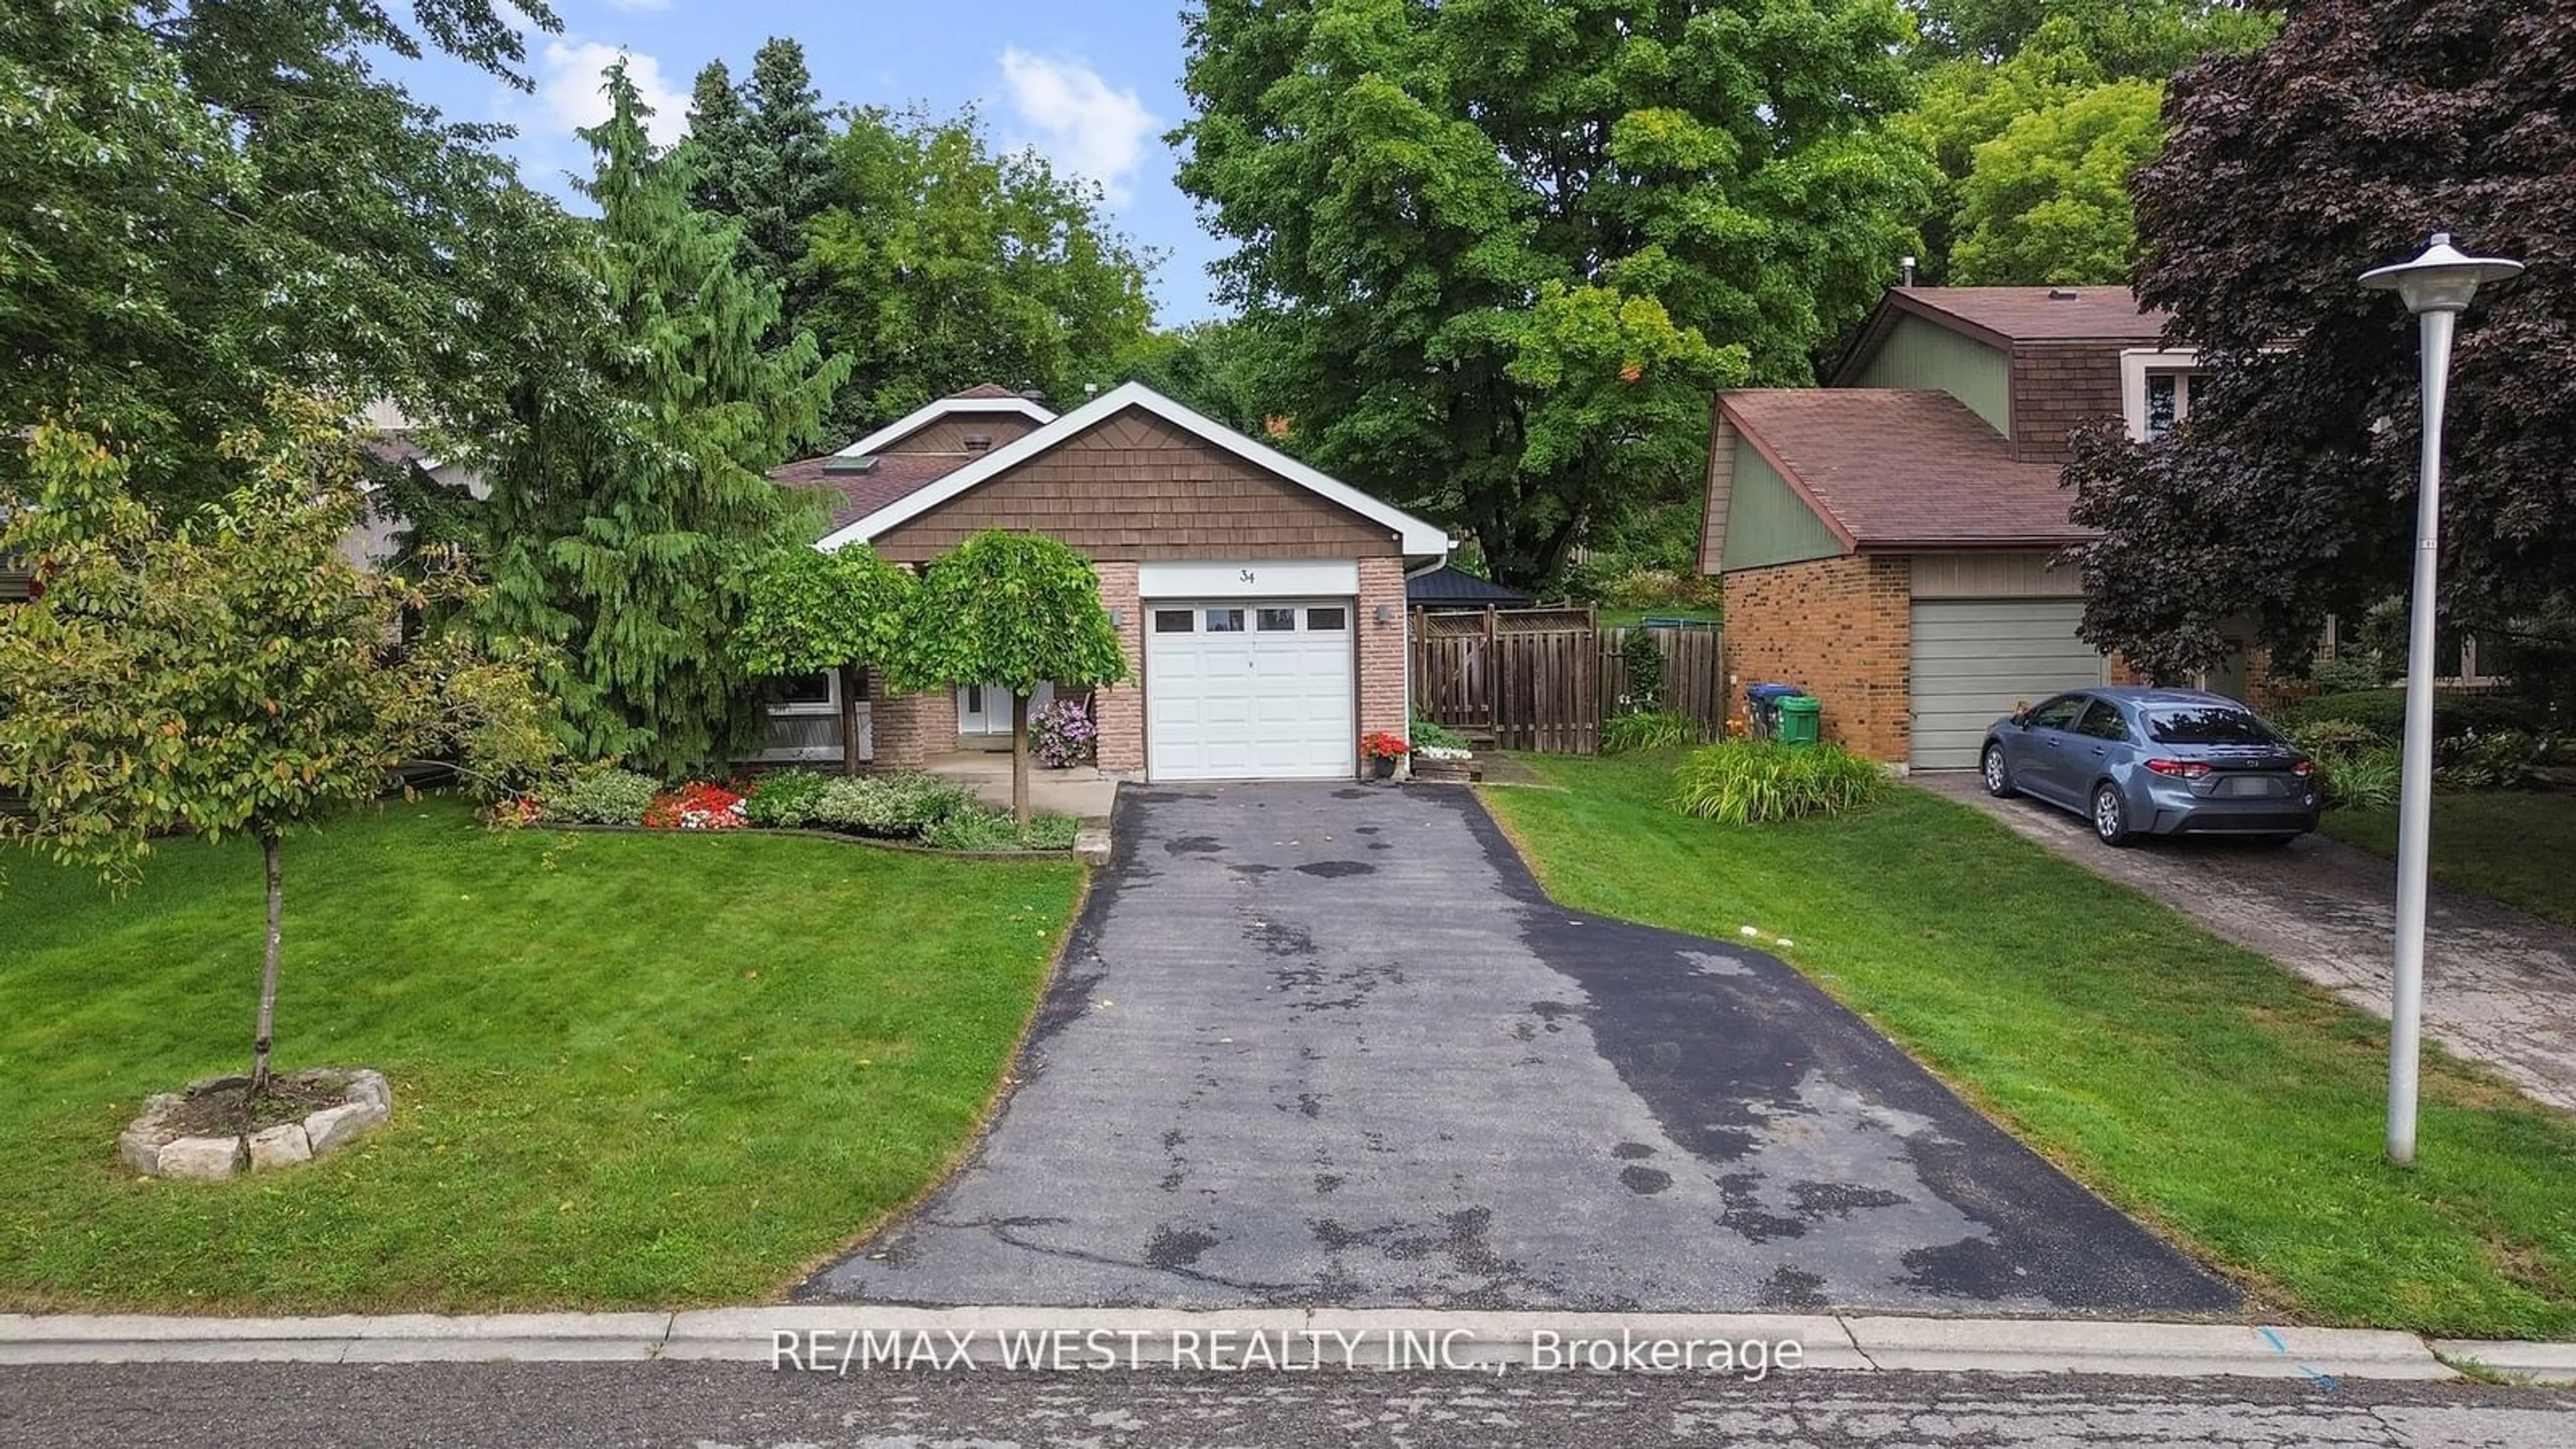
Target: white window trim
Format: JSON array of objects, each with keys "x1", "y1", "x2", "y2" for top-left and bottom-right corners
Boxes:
[
  {"x1": 766, "y1": 668, "x2": 842, "y2": 717},
  {"x1": 2119, "y1": 348, "x2": 2203, "y2": 442}
]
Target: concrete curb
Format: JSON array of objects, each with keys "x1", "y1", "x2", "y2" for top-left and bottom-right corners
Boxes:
[{"x1": 0, "y1": 1308, "x2": 2526, "y2": 1380}]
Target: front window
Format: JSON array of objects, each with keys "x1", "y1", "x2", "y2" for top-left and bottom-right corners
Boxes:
[
  {"x1": 768, "y1": 671, "x2": 835, "y2": 714},
  {"x1": 2145, "y1": 706, "x2": 2277, "y2": 745},
  {"x1": 2144, "y1": 372, "x2": 2198, "y2": 439}
]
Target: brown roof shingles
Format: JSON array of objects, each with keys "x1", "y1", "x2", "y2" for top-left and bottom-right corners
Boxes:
[
  {"x1": 1722, "y1": 389, "x2": 2091, "y2": 549},
  {"x1": 1890, "y1": 286, "x2": 2169, "y2": 344},
  {"x1": 769, "y1": 452, "x2": 969, "y2": 536}
]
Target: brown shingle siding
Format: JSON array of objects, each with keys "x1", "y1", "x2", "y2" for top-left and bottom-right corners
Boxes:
[
  {"x1": 878, "y1": 414, "x2": 1044, "y2": 457},
  {"x1": 2008, "y1": 342, "x2": 2125, "y2": 464},
  {"x1": 874, "y1": 407, "x2": 1402, "y2": 565}
]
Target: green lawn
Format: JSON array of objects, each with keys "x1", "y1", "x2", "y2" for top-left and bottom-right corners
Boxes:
[
  {"x1": 2319, "y1": 792, "x2": 2576, "y2": 927},
  {"x1": 0, "y1": 798, "x2": 1082, "y2": 1313},
  {"x1": 1482, "y1": 752, "x2": 2576, "y2": 1339}
]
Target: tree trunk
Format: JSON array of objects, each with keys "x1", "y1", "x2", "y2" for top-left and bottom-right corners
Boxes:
[
  {"x1": 253, "y1": 828, "x2": 284, "y2": 1094},
  {"x1": 1010, "y1": 690, "x2": 1033, "y2": 828},
  {"x1": 838, "y1": 662, "x2": 863, "y2": 777}
]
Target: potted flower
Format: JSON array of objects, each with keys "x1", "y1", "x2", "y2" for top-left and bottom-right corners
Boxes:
[{"x1": 1362, "y1": 731, "x2": 1411, "y2": 781}]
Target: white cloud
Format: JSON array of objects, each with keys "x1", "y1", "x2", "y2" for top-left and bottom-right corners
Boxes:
[
  {"x1": 534, "y1": 40, "x2": 689, "y2": 148},
  {"x1": 997, "y1": 50, "x2": 1158, "y2": 205}
]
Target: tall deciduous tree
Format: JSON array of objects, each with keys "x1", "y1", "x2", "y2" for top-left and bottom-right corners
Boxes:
[
  {"x1": 2061, "y1": 0, "x2": 2576, "y2": 678},
  {"x1": 890, "y1": 533, "x2": 1129, "y2": 826},
  {"x1": 0, "y1": 0, "x2": 564, "y2": 511},
  {"x1": 1173, "y1": 0, "x2": 1929, "y2": 587},
  {"x1": 804, "y1": 105, "x2": 1157, "y2": 438},
  {"x1": 1896, "y1": 9, "x2": 2274, "y2": 284},
  {"x1": 479, "y1": 62, "x2": 851, "y2": 777},
  {"x1": 737, "y1": 545, "x2": 916, "y2": 776},
  {"x1": 0, "y1": 406, "x2": 557, "y2": 1091}
]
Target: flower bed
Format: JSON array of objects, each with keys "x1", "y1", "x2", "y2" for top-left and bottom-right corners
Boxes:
[{"x1": 518, "y1": 767, "x2": 1077, "y2": 853}]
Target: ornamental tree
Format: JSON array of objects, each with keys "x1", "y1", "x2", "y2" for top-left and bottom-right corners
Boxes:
[
  {"x1": 1175, "y1": 0, "x2": 1929, "y2": 587},
  {"x1": 890, "y1": 533, "x2": 1128, "y2": 826},
  {"x1": 0, "y1": 405, "x2": 558, "y2": 1093},
  {"x1": 2061, "y1": 0, "x2": 2576, "y2": 678},
  {"x1": 737, "y1": 545, "x2": 916, "y2": 776}
]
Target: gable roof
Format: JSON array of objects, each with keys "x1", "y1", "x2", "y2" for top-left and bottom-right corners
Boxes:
[
  {"x1": 768, "y1": 451, "x2": 977, "y2": 535},
  {"x1": 1834, "y1": 286, "x2": 2171, "y2": 384},
  {"x1": 834, "y1": 386, "x2": 1057, "y2": 459},
  {"x1": 1722, "y1": 388, "x2": 2091, "y2": 551},
  {"x1": 814, "y1": 381, "x2": 1452, "y2": 560}
]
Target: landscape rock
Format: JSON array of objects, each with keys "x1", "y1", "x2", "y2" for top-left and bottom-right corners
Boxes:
[
  {"x1": 247, "y1": 1122, "x2": 313, "y2": 1169},
  {"x1": 345, "y1": 1070, "x2": 393, "y2": 1113},
  {"x1": 303, "y1": 1100, "x2": 388, "y2": 1156},
  {"x1": 156, "y1": 1135, "x2": 244, "y2": 1181}
]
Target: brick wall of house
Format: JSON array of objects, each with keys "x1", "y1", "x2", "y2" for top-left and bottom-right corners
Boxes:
[
  {"x1": 1721, "y1": 553, "x2": 1913, "y2": 762},
  {"x1": 867, "y1": 678, "x2": 956, "y2": 769},
  {"x1": 2008, "y1": 341, "x2": 2125, "y2": 463},
  {"x1": 1093, "y1": 561, "x2": 1147, "y2": 773},
  {"x1": 1358, "y1": 557, "x2": 1408, "y2": 755}
]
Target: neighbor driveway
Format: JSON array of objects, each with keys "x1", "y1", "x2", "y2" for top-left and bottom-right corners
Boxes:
[
  {"x1": 802, "y1": 782, "x2": 2231, "y2": 1313},
  {"x1": 1919, "y1": 771, "x2": 2576, "y2": 1112}
]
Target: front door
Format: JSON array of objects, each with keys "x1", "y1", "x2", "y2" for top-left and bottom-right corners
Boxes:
[{"x1": 957, "y1": 681, "x2": 1053, "y2": 748}]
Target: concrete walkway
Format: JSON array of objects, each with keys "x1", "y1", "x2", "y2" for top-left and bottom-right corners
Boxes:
[
  {"x1": 922, "y1": 751, "x2": 1120, "y2": 819},
  {"x1": 1917, "y1": 772, "x2": 2576, "y2": 1112}
]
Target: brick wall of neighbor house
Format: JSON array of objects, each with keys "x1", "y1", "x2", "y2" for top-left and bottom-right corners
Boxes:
[
  {"x1": 878, "y1": 413, "x2": 1044, "y2": 457},
  {"x1": 2008, "y1": 341, "x2": 2125, "y2": 463},
  {"x1": 867, "y1": 677, "x2": 957, "y2": 769},
  {"x1": 872, "y1": 408, "x2": 1404, "y2": 565},
  {"x1": 1358, "y1": 557, "x2": 1408, "y2": 750},
  {"x1": 1721, "y1": 553, "x2": 1913, "y2": 762},
  {"x1": 1092, "y1": 561, "x2": 1146, "y2": 773}
]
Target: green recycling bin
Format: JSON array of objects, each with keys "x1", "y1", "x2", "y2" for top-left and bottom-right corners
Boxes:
[{"x1": 1776, "y1": 694, "x2": 1821, "y2": 745}]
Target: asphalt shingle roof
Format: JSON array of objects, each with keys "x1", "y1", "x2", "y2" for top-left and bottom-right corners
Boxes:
[
  {"x1": 1890, "y1": 286, "x2": 2169, "y2": 343},
  {"x1": 768, "y1": 452, "x2": 971, "y2": 537},
  {"x1": 1722, "y1": 389, "x2": 2092, "y2": 549}
]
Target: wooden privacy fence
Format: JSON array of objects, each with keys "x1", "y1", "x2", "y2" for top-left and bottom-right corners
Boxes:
[{"x1": 1411, "y1": 608, "x2": 1725, "y2": 754}]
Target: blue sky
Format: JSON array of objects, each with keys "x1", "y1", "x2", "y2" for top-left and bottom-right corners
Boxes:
[{"x1": 402, "y1": 1, "x2": 1226, "y2": 323}]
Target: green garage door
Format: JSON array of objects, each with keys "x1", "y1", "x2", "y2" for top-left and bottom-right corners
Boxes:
[{"x1": 1909, "y1": 598, "x2": 2108, "y2": 769}]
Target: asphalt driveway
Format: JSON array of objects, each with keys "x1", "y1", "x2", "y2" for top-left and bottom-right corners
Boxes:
[
  {"x1": 802, "y1": 783, "x2": 2234, "y2": 1313},
  {"x1": 1918, "y1": 771, "x2": 2576, "y2": 1112}
]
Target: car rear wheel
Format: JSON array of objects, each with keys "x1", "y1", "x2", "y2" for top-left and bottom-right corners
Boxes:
[
  {"x1": 1981, "y1": 743, "x2": 2017, "y2": 798},
  {"x1": 2091, "y1": 783, "x2": 2133, "y2": 847}
]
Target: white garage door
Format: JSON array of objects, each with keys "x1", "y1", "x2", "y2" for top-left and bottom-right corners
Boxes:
[
  {"x1": 1910, "y1": 598, "x2": 2108, "y2": 769},
  {"x1": 1145, "y1": 600, "x2": 1356, "y2": 781}
]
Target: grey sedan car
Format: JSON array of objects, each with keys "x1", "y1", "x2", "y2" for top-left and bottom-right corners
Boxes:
[{"x1": 1980, "y1": 687, "x2": 2320, "y2": 846}]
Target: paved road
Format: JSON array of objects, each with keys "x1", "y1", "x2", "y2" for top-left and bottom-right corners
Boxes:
[
  {"x1": 804, "y1": 783, "x2": 2231, "y2": 1313},
  {"x1": 6, "y1": 1363, "x2": 2572, "y2": 1447},
  {"x1": 1916, "y1": 771, "x2": 2576, "y2": 1111}
]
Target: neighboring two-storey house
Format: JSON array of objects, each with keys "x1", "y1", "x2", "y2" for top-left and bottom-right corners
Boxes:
[{"x1": 1697, "y1": 286, "x2": 2218, "y2": 769}]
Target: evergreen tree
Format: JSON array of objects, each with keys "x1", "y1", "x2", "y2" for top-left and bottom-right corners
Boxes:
[
  {"x1": 480, "y1": 62, "x2": 851, "y2": 776},
  {"x1": 686, "y1": 58, "x2": 753, "y2": 221},
  {"x1": 740, "y1": 38, "x2": 837, "y2": 299}
]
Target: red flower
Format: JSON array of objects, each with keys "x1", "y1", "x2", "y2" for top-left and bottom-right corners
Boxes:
[
  {"x1": 1362, "y1": 732, "x2": 1411, "y2": 759},
  {"x1": 645, "y1": 781, "x2": 748, "y2": 830}
]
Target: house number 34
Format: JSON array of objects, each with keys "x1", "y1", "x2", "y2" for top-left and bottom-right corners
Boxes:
[{"x1": 1238, "y1": 569, "x2": 1256, "y2": 584}]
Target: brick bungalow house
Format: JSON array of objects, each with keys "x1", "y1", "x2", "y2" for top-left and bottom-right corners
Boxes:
[
  {"x1": 1699, "y1": 286, "x2": 2238, "y2": 770},
  {"x1": 765, "y1": 381, "x2": 1450, "y2": 782}
]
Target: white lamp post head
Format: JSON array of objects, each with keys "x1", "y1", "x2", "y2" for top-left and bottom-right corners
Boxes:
[{"x1": 2360, "y1": 231, "x2": 2525, "y2": 315}]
